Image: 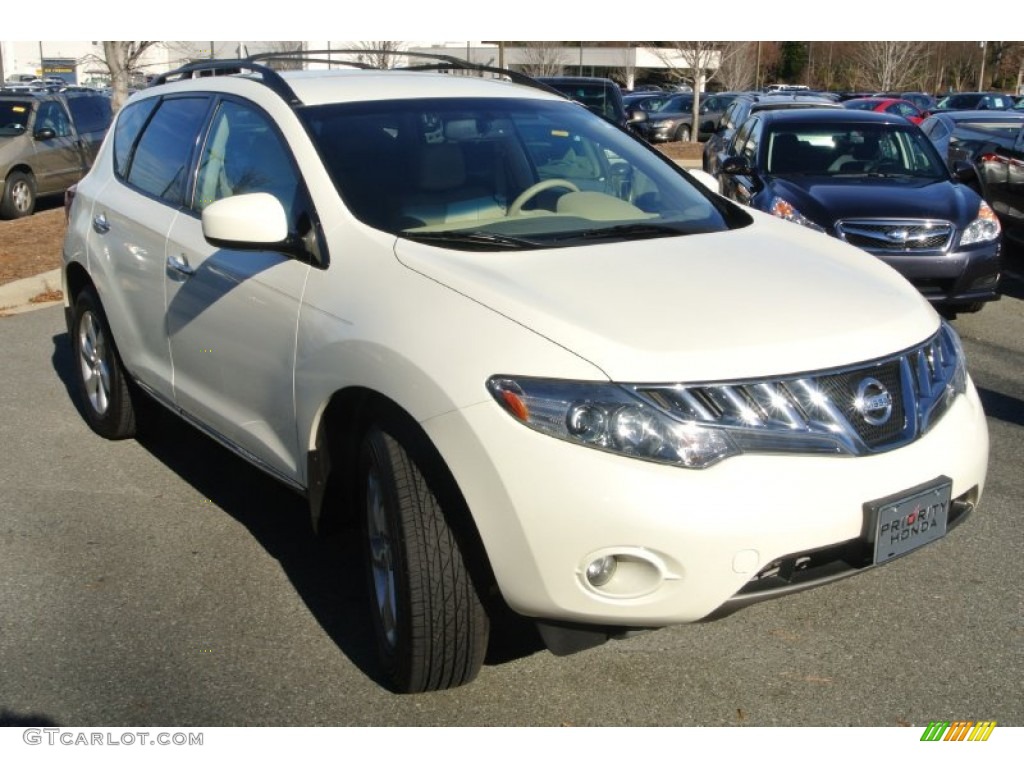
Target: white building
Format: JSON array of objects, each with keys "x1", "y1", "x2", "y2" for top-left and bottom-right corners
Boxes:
[{"x1": 2, "y1": 41, "x2": 698, "y2": 89}]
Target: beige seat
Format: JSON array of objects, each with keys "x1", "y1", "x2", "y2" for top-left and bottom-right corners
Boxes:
[{"x1": 400, "y1": 142, "x2": 504, "y2": 227}]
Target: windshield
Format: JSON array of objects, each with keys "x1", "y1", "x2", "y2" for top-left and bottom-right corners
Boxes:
[
  {"x1": 764, "y1": 123, "x2": 947, "y2": 179},
  {"x1": 0, "y1": 101, "x2": 32, "y2": 136},
  {"x1": 300, "y1": 97, "x2": 744, "y2": 250}
]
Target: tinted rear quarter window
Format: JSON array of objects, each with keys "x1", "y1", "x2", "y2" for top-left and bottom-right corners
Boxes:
[
  {"x1": 126, "y1": 96, "x2": 209, "y2": 204},
  {"x1": 113, "y1": 98, "x2": 159, "y2": 177}
]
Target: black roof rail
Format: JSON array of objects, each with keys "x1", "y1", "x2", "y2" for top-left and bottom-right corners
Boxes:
[
  {"x1": 152, "y1": 58, "x2": 303, "y2": 105},
  {"x1": 150, "y1": 49, "x2": 568, "y2": 108},
  {"x1": 253, "y1": 49, "x2": 566, "y2": 97}
]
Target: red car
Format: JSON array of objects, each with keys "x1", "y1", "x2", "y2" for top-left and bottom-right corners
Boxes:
[{"x1": 843, "y1": 97, "x2": 927, "y2": 125}]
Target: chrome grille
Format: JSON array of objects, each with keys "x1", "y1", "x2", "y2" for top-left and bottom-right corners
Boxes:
[
  {"x1": 631, "y1": 323, "x2": 966, "y2": 458},
  {"x1": 836, "y1": 219, "x2": 954, "y2": 253}
]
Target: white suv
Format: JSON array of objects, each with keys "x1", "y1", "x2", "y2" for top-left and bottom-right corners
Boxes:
[{"x1": 61, "y1": 55, "x2": 989, "y2": 693}]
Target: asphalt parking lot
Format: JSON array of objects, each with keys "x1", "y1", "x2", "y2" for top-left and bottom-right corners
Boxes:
[{"x1": 0, "y1": 261, "x2": 1022, "y2": 727}]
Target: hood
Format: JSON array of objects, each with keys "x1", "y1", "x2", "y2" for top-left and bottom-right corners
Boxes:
[
  {"x1": 762, "y1": 176, "x2": 979, "y2": 231},
  {"x1": 394, "y1": 214, "x2": 938, "y2": 383}
]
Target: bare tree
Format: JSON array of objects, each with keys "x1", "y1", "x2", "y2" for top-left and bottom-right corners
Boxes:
[
  {"x1": 260, "y1": 41, "x2": 306, "y2": 71},
  {"x1": 850, "y1": 41, "x2": 927, "y2": 91},
  {"x1": 517, "y1": 42, "x2": 568, "y2": 77},
  {"x1": 715, "y1": 42, "x2": 758, "y2": 90},
  {"x1": 100, "y1": 42, "x2": 158, "y2": 112},
  {"x1": 353, "y1": 42, "x2": 404, "y2": 70}
]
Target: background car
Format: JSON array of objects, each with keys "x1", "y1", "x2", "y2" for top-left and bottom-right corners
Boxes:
[
  {"x1": 716, "y1": 109, "x2": 1002, "y2": 313},
  {"x1": 0, "y1": 89, "x2": 113, "y2": 217},
  {"x1": 843, "y1": 97, "x2": 928, "y2": 125},
  {"x1": 932, "y1": 92, "x2": 1016, "y2": 113},
  {"x1": 634, "y1": 92, "x2": 696, "y2": 142},
  {"x1": 702, "y1": 93, "x2": 842, "y2": 175},
  {"x1": 622, "y1": 91, "x2": 670, "y2": 116},
  {"x1": 872, "y1": 91, "x2": 937, "y2": 112},
  {"x1": 921, "y1": 110, "x2": 1024, "y2": 249},
  {"x1": 921, "y1": 110, "x2": 1024, "y2": 164},
  {"x1": 535, "y1": 76, "x2": 642, "y2": 131},
  {"x1": 696, "y1": 91, "x2": 746, "y2": 140}
]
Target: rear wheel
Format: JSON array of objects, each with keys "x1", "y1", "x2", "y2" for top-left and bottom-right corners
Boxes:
[
  {"x1": 70, "y1": 287, "x2": 138, "y2": 439},
  {"x1": 1, "y1": 170, "x2": 36, "y2": 219},
  {"x1": 359, "y1": 422, "x2": 489, "y2": 693}
]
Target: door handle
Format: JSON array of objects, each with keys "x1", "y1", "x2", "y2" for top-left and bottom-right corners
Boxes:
[
  {"x1": 167, "y1": 253, "x2": 195, "y2": 277},
  {"x1": 92, "y1": 213, "x2": 109, "y2": 234}
]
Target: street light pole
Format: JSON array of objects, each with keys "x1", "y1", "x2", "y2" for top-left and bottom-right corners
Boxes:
[{"x1": 978, "y1": 41, "x2": 987, "y2": 91}]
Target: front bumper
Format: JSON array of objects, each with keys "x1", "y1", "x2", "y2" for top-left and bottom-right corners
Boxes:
[
  {"x1": 864, "y1": 240, "x2": 1002, "y2": 308},
  {"x1": 424, "y1": 378, "x2": 988, "y2": 627}
]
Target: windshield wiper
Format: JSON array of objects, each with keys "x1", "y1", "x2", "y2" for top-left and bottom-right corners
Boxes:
[
  {"x1": 401, "y1": 230, "x2": 543, "y2": 249},
  {"x1": 552, "y1": 222, "x2": 687, "y2": 242}
]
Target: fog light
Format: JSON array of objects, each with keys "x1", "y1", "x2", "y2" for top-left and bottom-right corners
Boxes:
[
  {"x1": 585, "y1": 556, "x2": 617, "y2": 587},
  {"x1": 970, "y1": 273, "x2": 998, "y2": 289}
]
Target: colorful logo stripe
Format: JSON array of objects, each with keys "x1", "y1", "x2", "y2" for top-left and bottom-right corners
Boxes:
[{"x1": 920, "y1": 721, "x2": 997, "y2": 741}]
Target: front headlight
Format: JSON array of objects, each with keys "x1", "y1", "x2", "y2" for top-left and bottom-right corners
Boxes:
[
  {"x1": 487, "y1": 377, "x2": 739, "y2": 469},
  {"x1": 768, "y1": 196, "x2": 826, "y2": 232},
  {"x1": 959, "y1": 200, "x2": 1001, "y2": 246},
  {"x1": 487, "y1": 323, "x2": 967, "y2": 469}
]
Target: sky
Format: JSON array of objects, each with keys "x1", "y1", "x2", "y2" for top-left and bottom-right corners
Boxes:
[{"x1": 4, "y1": 2, "x2": 1005, "y2": 44}]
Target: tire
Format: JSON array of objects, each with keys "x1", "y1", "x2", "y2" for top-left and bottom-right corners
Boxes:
[
  {"x1": 70, "y1": 287, "x2": 139, "y2": 439},
  {"x1": 674, "y1": 124, "x2": 692, "y2": 143},
  {"x1": 1, "y1": 170, "x2": 36, "y2": 219},
  {"x1": 359, "y1": 423, "x2": 489, "y2": 693}
]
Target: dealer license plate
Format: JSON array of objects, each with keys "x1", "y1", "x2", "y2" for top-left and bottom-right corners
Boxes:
[{"x1": 871, "y1": 479, "x2": 952, "y2": 565}]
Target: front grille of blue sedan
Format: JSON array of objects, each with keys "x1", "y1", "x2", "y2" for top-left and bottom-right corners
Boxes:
[{"x1": 836, "y1": 220, "x2": 953, "y2": 253}]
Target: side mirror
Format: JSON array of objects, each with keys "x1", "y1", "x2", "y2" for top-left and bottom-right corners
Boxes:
[
  {"x1": 952, "y1": 160, "x2": 978, "y2": 183},
  {"x1": 203, "y1": 192, "x2": 292, "y2": 251},
  {"x1": 720, "y1": 155, "x2": 754, "y2": 176},
  {"x1": 627, "y1": 108, "x2": 647, "y2": 124},
  {"x1": 34, "y1": 127, "x2": 56, "y2": 141}
]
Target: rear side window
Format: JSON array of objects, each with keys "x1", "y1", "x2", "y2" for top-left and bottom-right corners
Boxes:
[
  {"x1": 126, "y1": 97, "x2": 209, "y2": 204},
  {"x1": 113, "y1": 98, "x2": 159, "y2": 177},
  {"x1": 65, "y1": 95, "x2": 113, "y2": 134}
]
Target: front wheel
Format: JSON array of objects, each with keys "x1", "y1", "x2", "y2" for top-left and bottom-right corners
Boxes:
[
  {"x1": 674, "y1": 124, "x2": 692, "y2": 143},
  {"x1": 359, "y1": 423, "x2": 489, "y2": 693}
]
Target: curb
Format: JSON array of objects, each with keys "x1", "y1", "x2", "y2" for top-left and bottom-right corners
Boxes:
[{"x1": 0, "y1": 268, "x2": 63, "y2": 316}]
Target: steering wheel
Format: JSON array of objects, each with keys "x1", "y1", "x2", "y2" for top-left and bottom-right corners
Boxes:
[{"x1": 508, "y1": 179, "x2": 580, "y2": 216}]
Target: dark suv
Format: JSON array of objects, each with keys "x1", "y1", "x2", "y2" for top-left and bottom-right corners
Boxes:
[
  {"x1": 536, "y1": 76, "x2": 644, "y2": 131},
  {"x1": 702, "y1": 93, "x2": 842, "y2": 175},
  {"x1": 0, "y1": 89, "x2": 113, "y2": 217}
]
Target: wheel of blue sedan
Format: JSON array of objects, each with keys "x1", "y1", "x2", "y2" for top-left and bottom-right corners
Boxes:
[{"x1": 358, "y1": 423, "x2": 489, "y2": 693}]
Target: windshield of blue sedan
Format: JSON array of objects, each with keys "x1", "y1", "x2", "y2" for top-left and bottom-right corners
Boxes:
[
  {"x1": 300, "y1": 97, "x2": 745, "y2": 249},
  {"x1": 764, "y1": 124, "x2": 946, "y2": 179}
]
